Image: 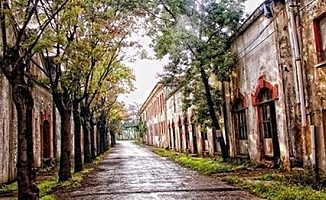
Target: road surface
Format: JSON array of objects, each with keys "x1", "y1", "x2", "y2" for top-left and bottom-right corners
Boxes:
[{"x1": 64, "y1": 141, "x2": 262, "y2": 200}]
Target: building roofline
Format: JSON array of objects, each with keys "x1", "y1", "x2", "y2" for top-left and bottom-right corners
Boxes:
[
  {"x1": 138, "y1": 81, "x2": 163, "y2": 115},
  {"x1": 230, "y1": 2, "x2": 265, "y2": 41}
]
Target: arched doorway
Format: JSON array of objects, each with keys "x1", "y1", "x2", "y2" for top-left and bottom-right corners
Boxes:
[
  {"x1": 42, "y1": 120, "x2": 51, "y2": 158},
  {"x1": 258, "y1": 88, "x2": 280, "y2": 160}
]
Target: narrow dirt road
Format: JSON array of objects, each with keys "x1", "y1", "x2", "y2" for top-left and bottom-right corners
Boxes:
[{"x1": 63, "y1": 141, "x2": 262, "y2": 200}]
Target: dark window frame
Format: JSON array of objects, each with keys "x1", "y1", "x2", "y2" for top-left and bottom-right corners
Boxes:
[
  {"x1": 259, "y1": 89, "x2": 274, "y2": 139},
  {"x1": 313, "y1": 13, "x2": 326, "y2": 64},
  {"x1": 233, "y1": 99, "x2": 248, "y2": 140}
]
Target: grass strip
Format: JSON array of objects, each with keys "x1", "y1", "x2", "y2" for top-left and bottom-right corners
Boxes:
[{"x1": 153, "y1": 148, "x2": 326, "y2": 199}]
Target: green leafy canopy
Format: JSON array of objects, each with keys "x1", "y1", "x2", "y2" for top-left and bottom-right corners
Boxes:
[{"x1": 147, "y1": 0, "x2": 245, "y2": 127}]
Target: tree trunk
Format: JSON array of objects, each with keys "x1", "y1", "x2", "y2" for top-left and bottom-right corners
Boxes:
[
  {"x1": 52, "y1": 103, "x2": 57, "y2": 160},
  {"x1": 103, "y1": 127, "x2": 108, "y2": 151},
  {"x1": 54, "y1": 94, "x2": 72, "y2": 181},
  {"x1": 13, "y1": 84, "x2": 39, "y2": 200},
  {"x1": 82, "y1": 122, "x2": 91, "y2": 163},
  {"x1": 110, "y1": 130, "x2": 116, "y2": 147},
  {"x1": 221, "y1": 83, "x2": 230, "y2": 152},
  {"x1": 1, "y1": 48, "x2": 39, "y2": 199},
  {"x1": 99, "y1": 116, "x2": 104, "y2": 154},
  {"x1": 90, "y1": 119, "x2": 96, "y2": 159},
  {"x1": 100, "y1": 126, "x2": 105, "y2": 153},
  {"x1": 96, "y1": 120, "x2": 101, "y2": 155},
  {"x1": 81, "y1": 106, "x2": 92, "y2": 163},
  {"x1": 73, "y1": 101, "x2": 83, "y2": 172},
  {"x1": 58, "y1": 109, "x2": 72, "y2": 181},
  {"x1": 199, "y1": 65, "x2": 229, "y2": 161}
]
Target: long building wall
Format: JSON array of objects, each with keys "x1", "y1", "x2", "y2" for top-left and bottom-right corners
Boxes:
[
  {"x1": 0, "y1": 73, "x2": 62, "y2": 184},
  {"x1": 139, "y1": 83, "x2": 167, "y2": 148},
  {"x1": 300, "y1": 0, "x2": 326, "y2": 172},
  {"x1": 140, "y1": 0, "x2": 326, "y2": 172},
  {"x1": 0, "y1": 73, "x2": 17, "y2": 183}
]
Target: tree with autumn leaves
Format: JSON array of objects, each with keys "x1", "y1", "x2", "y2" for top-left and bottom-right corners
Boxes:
[
  {"x1": 0, "y1": 1, "x2": 69, "y2": 199},
  {"x1": 40, "y1": 0, "x2": 139, "y2": 177}
]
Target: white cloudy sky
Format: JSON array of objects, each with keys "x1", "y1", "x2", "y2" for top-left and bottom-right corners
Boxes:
[{"x1": 119, "y1": 0, "x2": 264, "y2": 106}]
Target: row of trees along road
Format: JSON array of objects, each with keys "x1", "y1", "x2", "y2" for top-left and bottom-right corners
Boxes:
[
  {"x1": 0, "y1": 0, "x2": 245, "y2": 199},
  {"x1": 0, "y1": 0, "x2": 141, "y2": 199}
]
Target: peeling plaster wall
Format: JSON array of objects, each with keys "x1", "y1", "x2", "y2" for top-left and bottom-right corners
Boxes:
[
  {"x1": 299, "y1": 0, "x2": 326, "y2": 171},
  {"x1": 33, "y1": 86, "x2": 55, "y2": 167},
  {"x1": 0, "y1": 78, "x2": 62, "y2": 184},
  {"x1": 165, "y1": 88, "x2": 216, "y2": 156},
  {"x1": 0, "y1": 73, "x2": 17, "y2": 184},
  {"x1": 166, "y1": 89, "x2": 184, "y2": 151},
  {"x1": 0, "y1": 67, "x2": 64, "y2": 184},
  {"x1": 229, "y1": 3, "x2": 293, "y2": 166}
]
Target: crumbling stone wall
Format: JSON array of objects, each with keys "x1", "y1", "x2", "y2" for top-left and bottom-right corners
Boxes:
[
  {"x1": 227, "y1": 2, "x2": 297, "y2": 168},
  {"x1": 0, "y1": 75, "x2": 62, "y2": 184},
  {"x1": 0, "y1": 73, "x2": 17, "y2": 183},
  {"x1": 299, "y1": 0, "x2": 326, "y2": 171}
]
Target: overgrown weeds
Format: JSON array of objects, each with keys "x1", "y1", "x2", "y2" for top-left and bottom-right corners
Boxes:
[
  {"x1": 0, "y1": 181, "x2": 18, "y2": 192},
  {"x1": 153, "y1": 148, "x2": 326, "y2": 199},
  {"x1": 224, "y1": 175, "x2": 326, "y2": 200},
  {"x1": 153, "y1": 148, "x2": 252, "y2": 175},
  {"x1": 284, "y1": 169, "x2": 326, "y2": 190}
]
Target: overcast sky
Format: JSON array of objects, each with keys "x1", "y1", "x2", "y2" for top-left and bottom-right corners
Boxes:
[{"x1": 119, "y1": 0, "x2": 264, "y2": 106}]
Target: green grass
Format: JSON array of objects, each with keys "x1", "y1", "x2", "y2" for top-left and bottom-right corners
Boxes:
[
  {"x1": 153, "y1": 148, "x2": 245, "y2": 174},
  {"x1": 40, "y1": 195, "x2": 56, "y2": 200},
  {"x1": 154, "y1": 148, "x2": 326, "y2": 199},
  {"x1": 0, "y1": 181, "x2": 18, "y2": 192},
  {"x1": 153, "y1": 148, "x2": 180, "y2": 158},
  {"x1": 38, "y1": 179, "x2": 58, "y2": 197},
  {"x1": 174, "y1": 156, "x2": 234, "y2": 174},
  {"x1": 223, "y1": 176, "x2": 326, "y2": 200},
  {"x1": 1, "y1": 150, "x2": 109, "y2": 200}
]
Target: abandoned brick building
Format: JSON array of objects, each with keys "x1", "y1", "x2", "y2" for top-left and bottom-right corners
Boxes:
[{"x1": 140, "y1": 0, "x2": 326, "y2": 172}]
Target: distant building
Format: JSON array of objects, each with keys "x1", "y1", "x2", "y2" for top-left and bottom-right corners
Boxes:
[{"x1": 139, "y1": 82, "x2": 167, "y2": 147}]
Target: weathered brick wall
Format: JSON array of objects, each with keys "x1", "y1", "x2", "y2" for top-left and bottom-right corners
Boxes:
[
  {"x1": 32, "y1": 85, "x2": 58, "y2": 167},
  {"x1": 0, "y1": 78, "x2": 63, "y2": 184},
  {"x1": 300, "y1": 0, "x2": 326, "y2": 171},
  {"x1": 0, "y1": 73, "x2": 17, "y2": 184},
  {"x1": 229, "y1": 2, "x2": 294, "y2": 166}
]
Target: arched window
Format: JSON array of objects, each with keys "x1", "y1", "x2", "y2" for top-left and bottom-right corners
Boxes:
[{"x1": 233, "y1": 98, "x2": 248, "y2": 140}]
